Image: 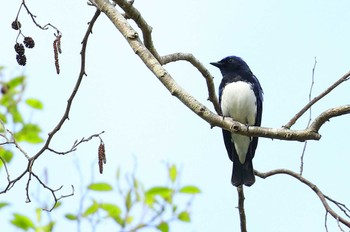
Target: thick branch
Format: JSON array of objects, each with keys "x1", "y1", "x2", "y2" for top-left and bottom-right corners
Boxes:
[
  {"x1": 161, "y1": 52, "x2": 221, "y2": 115},
  {"x1": 113, "y1": 0, "x2": 161, "y2": 62},
  {"x1": 93, "y1": 0, "x2": 339, "y2": 142},
  {"x1": 309, "y1": 105, "x2": 350, "y2": 132},
  {"x1": 255, "y1": 169, "x2": 350, "y2": 228}
]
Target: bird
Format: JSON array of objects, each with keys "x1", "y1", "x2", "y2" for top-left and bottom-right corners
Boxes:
[{"x1": 210, "y1": 56, "x2": 263, "y2": 187}]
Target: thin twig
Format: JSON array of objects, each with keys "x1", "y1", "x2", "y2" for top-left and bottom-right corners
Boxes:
[
  {"x1": 255, "y1": 169, "x2": 350, "y2": 228},
  {"x1": 48, "y1": 131, "x2": 105, "y2": 155},
  {"x1": 0, "y1": 10, "x2": 102, "y2": 207},
  {"x1": 300, "y1": 57, "x2": 317, "y2": 175},
  {"x1": 284, "y1": 69, "x2": 350, "y2": 129}
]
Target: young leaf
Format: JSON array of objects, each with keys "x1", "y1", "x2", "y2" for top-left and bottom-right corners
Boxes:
[
  {"x1": 126, "y1": 216, "x2": 134, "y2": 224},
  {"x1": 179, "y1": 185, "x2": 201, "y2": 194},
  {"x1": 178, "y1": 211, "x2": 191, "y2": 222},
  {"x1": 35, "y1": 208, "x2": 42, "y2": 223},
  {"x1": 157, "y1": 222, "x2": 169, "y2": 232},
  {"x1": 88, "y1": 182, "x2": 113, "y2": 191},
  {"x1": 10, "y1": 213, "x2": 35, "y2": 230},
  {"x1": 0, "y1": 148, "x2": 13, "y2": 163},
  {"x1": 40, "y1": 221, "x2": 55, "y2": 232},
  {"x1": 25, "y1": 98, "x2": 43, "y2": 110},
  {"x1": 125, "y1": 189, "x2": 132, "y2": 211},
  {"x1": 8, "y1": 75, "x2": 25, "y2": 89},
  {"x1": 0, "y1": 202, "x2": 10, "y2": 209},
  {"x1": 100, "y1": 203, "x2": 122, "y2": 218},
  {"x1": 65, "y1": 214, "x2": 78, "y2": 220},
  {"x1": 145, "y1": 187, "x2": 173, "y2": 198},
  {"x1": 9, "y1": 106, "x2": 23, "y2": 123},
  {"x1": 83, "y1": 200, "x2": 99, "y2": 217},
  {"x1": 169, "y1": 164, "x2": 177, "y2": 183},
  {"x1": 14, "y1": 123, "x2": 43, "y2": 143}
]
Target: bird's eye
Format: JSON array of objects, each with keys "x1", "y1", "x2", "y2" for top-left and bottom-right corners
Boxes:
[{"x1": 228, "y1": 58, "x2": 234, "y2": 63}]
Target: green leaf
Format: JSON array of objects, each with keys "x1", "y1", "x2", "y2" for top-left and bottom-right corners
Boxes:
[
  {"x1": 169, "y1": 164, "x2": 177, "y2": 183},
  {"x1": 157, "y1": 222, "x2": 169, "y2": 232},
  {"x1": 53, "y1": 201, "x2": 62, "y2": 210},
  {"x1": 83, "y1": 200, "x2": 99, "y2": 217},
  {"x1": 0, "y1": 202, "x2": 10, "y2": 209},
  {"x1": 65, "y1": 214, "x2": 78, "y2": 220},
  {"x1": 15, "y1": 123, "x2": 43, "y2": 143},
  {"x1": 125, "y1": 189, "x2": 132, "y2": 211},
  {"x1": 0, "y1": 113, "x2": 7, "y2": 124},
  {"x1": 0, "y1": 148, "x2": 13, "y2": 163},
  {"x1": 178, "y1": 211, "x2": 191, "y2": 222},
  {"x1": 39, "y1": 222, "x2": 55, "y2": 232},
  {"x1": 88, "y1": 182, "x2": 113, "y2": 191},
  {"x1": 116, "y1": 167, "x2": 121, "y2": 180},
  {"x1": 126, "y1": 216, "x2": 133, "y2": 224},
  {"x1": 100, "y1": 203, "x2": 123, "y2": 225},
  {"x1": 145, "y1": 187, "x2": 173, "y2": 198},
  {"x1": 8, "y1": 75, "x2": 25, "y2": 89},
  {"x1": 25, "y1": 98, "x2": 43, "y2": 110},
  {"x1": 11, "y1": 213, "x2": 35, "y2": 231},
  {"x1": 9, "y1": 106, "x2": 23, "y2": 123},
  {"x1": 179, "y1": 185, "x2": 201, "y2": 194},
  {"x1": 100, "y1": 203, "x2": 121, "y2": 217},
  {"x1": 35, "y1": 208, "x2": 42, "y2": 223}
]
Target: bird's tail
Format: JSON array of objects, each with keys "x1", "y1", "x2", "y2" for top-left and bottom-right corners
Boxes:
[{"x1": 231, "y1": 159, "x2": 255, "y2": 187}]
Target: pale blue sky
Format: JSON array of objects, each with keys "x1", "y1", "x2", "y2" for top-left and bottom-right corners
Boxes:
[{"x1": 1, "y1": 1, "x2": 350, "y2": 231}]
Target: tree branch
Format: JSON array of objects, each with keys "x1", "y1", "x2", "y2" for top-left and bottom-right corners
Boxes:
[
  {"x1": 237, "y1": 186, "x2": 247, "y2": 232},
  {"x1": 161, "y1": 52, "x2": 221, "y2": 115},
  {"x1": 309, "y1": 105, "x2": 350, "y2": 132},
  {"x1": 0, "y1": 10, "x2": 103, "y2": 207},
  {"x1": 94, "y1": 0, "x2": 350, "y2": 143},
  {"x1": 255, "y1": 169, "x2": 350, "y2": 228},
  {"x1": 284, "y1": 69, "x2": 350, "y2": 129},
  {"x1": 113, "y1": 0, "x2": 162, "y2": 62}
]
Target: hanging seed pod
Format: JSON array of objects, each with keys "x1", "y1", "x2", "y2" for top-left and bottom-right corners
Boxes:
[
  {"x1": 98, "y1": 142, "x2": 106, "y2": 174},
  {"x1": 11, "y1": 20, "x2": 21, "y2": 30},
  {"x1": 14, "y1": 43, "x2": 25, "y2": 55},
  {"x1": 23, "y1": 37, "x2": 35, "y2": 48},
  {"x1": 16, "y1": 54, "x2": 27, "y2": 66}
]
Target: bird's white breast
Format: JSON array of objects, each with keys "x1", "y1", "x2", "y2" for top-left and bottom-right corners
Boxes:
[{"x1": 221, "y1": 81, "x2": 257, "y2": 163}]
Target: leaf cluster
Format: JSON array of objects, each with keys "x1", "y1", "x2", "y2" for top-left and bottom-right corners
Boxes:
[
  {"x1": 0, "y1": 67, "x2": 44, "y2": 168},
  {"x1": 66, "y1": 164, "x2": 200, "y2": 232}
]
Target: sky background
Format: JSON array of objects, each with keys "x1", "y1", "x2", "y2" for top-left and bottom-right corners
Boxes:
[{"x1": 1, "y1": 0, "x2": 350, "y2": 231}]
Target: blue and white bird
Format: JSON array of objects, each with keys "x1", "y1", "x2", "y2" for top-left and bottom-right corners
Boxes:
[{"x1": 210, "y1": 56, "x2": 263, "y2": 187}]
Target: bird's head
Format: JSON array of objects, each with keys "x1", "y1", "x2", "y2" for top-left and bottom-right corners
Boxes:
[{"x1": 210, "y1": 56, "x2": 251, "y2": 75}]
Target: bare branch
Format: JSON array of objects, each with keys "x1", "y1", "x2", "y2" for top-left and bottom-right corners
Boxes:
[
  {"x1": 255, "y1": 169, "x2": 350, "y2": 228},
  {"x1": 113, "y1": 0, "x2": 162, "y2": 62},
  {"x1": 324, "y1": 195, "x2": 350, "y2": 218},
  {"x1": 31, "y1": 9, "x2": 101, "y2": 162},
  {"x1": 309, "y1": 105, "x2": 350, "y2": 132},
  {"x1": 0, "y1": 10, "x2": 102, "y2": 207},
  {"x1": 6, "y1": 129, "x2": 30, "y2": 159},
  {"x1": 237, "y1": 186, "x2": 247, "y2": 232},
  {"x1": 48, "y1": 131, "x2": 105, "y2": 155},
  {"x1": 0, "y1": 156, "x2": 11, "y2": 182},
  {"x1": 284, "y1": 69, "x2": 350, "y2": 129},
  {"x1": 300, "y1": 57, "x2": 317, "y2": 175},
  {"x1": 31, "y1": 172, "x2": 75, "y2": 211},
  {"x1": 162, "y1": 53, "x2": 221, "y2": 115}
]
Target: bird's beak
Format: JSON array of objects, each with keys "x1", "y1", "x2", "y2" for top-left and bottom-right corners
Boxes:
[{"x1": 210, "y1": 62, "x2": 222, "y2": 68}]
